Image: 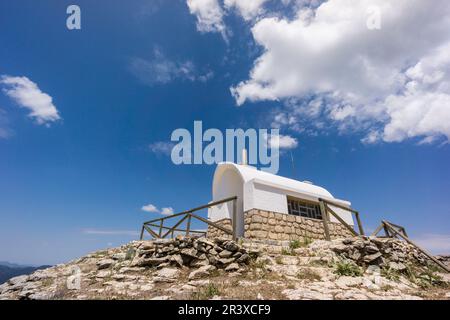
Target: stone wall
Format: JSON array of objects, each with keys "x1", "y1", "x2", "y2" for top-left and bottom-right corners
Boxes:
[
  {"x1": 206, "y1": 209, "x2": 354, "y2": 241},
  {"x1": 244, "y1": 209, "x2": 353, "y2": 241},
  {"x1": 206, "y1": 218, "x2": 233, "y2": 240}
]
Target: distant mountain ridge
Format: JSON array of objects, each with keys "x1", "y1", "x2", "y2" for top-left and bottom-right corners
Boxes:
[{"x1": 0, "y1": 262, "x2": 51, "y2": 284}]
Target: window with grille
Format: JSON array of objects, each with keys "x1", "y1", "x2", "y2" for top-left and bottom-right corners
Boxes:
[{"x1": 287, "y1": 198, "x2": 322, "y2": 220}]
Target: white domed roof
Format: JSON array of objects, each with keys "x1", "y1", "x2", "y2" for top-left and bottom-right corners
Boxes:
[{"x1": 213, "y1": 162, "x2": 334, "y2": 200}]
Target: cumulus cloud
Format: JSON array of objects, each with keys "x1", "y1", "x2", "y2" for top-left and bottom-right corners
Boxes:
[
  {"x1": 229, "y1": 0, "x2": 450, "y2": 144},
  {"x1": 265, "y1": 133, "x2": 298, "y2": 150},
  {"x1": 224, "y1": 0, "x2": 269, "y2": 21},
  {"x1": 141, "y1": 203, "x2": 174, "y2": 215},
  {"x1": 186, "y1": 0, "x2": 227, "y2": 38},
  {"x1": 160, "y1": 207, "x2": 174, "y2": 215},
  {"x1": 141, "y1": 204, "x2": 159, "y2": 213},
  {"x1": 0, "y1": 75, "x2": 61, "y2": 125},
  {"x1": 129, "y1": 47, "x2": 213, "y2": 86}
]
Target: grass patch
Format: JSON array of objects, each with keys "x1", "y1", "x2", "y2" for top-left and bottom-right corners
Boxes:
[
  {"x1": 296, "y1": 268, "x2": 321, "y2": 281},
  {"x1": 250, "y1": 259, "x2": 268, "y2": 269},
  {"x1": 40, "y1": 278, "x2": 55, "y2": 287},
  {"x1": 191, "y1": 283, "x2": 220, "y2": 300},
  {"x1": 281, "y1": 248, "x2": 295, "y2": 256},
  {"x1": 286, "y1": 283, "x2": 296, "y2": 289},
  {"x1": 125, "y1": 247, "x2": 136, "y2": 260},
  {"x1": 381, "y1": 266, "x2": 400, "y2": 281},
  {"x1": 334, "y1": 260, "x2": 362, "y2": 277},
  {"x1": 416, "y1": 270, "x2": 444, "y2": 289},
  {"x1": 289, "y1": 240, "x2": 302, "y2": 250},
  {"x1": 405, "y1": 265, "x2": 446, "y2": 289},
  {"x1": 288, "y1": 237, "x2": 313, "y2": 251}
]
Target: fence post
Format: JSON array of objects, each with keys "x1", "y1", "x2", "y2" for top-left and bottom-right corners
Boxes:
[
  {"x1": 355, "y1": 211, "x2": 365, "y2": 236},
  {"x1": 186, "y1": 214, "x2": 192, "y2": 236},
  {"x1": 384, "y1": 221, "x2": 449, "y2": 273},
  {"x1": 319, "y1": 200, "x2": 331, "y2": 241},
  {"x1": 232, "y1": 197, "x2": 237, "y2": 241},
  {"x1": 139, "y1": 225, "x2": 145, "y2": 240}
]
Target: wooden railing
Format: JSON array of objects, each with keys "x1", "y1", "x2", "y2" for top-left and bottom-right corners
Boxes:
[
  {"x1": 140, "y1": 196, "x2": 238, "y2": 241},
  {"x1": 318, "y1": 200, "x2": 448, "y2": 273},
  {"x1": 372, "y1": 220, "x2": 449, "y2": 273},
  {"x1": 318, "y1": 198, "x2": 365, "y2": 241}
]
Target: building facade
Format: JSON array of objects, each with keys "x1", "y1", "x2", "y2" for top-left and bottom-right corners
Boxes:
[{"x1": 207, "y1": 162, "x2": 354, "y2": 241}]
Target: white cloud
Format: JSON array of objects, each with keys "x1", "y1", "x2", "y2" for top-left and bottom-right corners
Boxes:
[
  {"x1": 413, "y1": 234, "x2": 450, "y2": 255},
  {"x1": 266, "y1": 133, "x2": 298, "y2": 150},
  {"x1": 160, "y1": 207, "x2": 174, "y2": 215},
  {"x1": 148, "y1": 141, "x2": 175, "y2": 156},
  {"x1": 187, "y1": 0, "x2": 227, "y2": 38},
  {"x1": 82, "y1": 229, "x2": 139, "y2": 236},
  {"x1": 0, "y1": 75, "x2": 61, "y2": 125},
  {"x1": 230, "y1": 0, "x2": 450, "y2": 144},
  {"x1": 141, "y1": 204, "x2": 159, "y2": 213},
  {"x1": 224, "y1": 0, "x2": 269, "y2": 21},
  {"x1": 129, "y1": 47, "x2": 212, "y2": 86},
  {"x1": 141, "y1": 203, "x2": 174, "y2": 215}
]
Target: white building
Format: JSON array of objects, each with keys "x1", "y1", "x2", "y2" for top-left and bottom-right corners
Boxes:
[{"x1": 208, "y1": 162, "x2": 354, "y2": 238}]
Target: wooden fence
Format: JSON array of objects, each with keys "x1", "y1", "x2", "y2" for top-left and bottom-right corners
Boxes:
[
  {"x1": 318, "y1": 198, "x2": 365, "y2": 241},
  {"x1": 140, "y1": 196, "x2": 237, "y2": 241},
  {"x1": 372, "y1": 220, "x2": 449, "y2": 273}
]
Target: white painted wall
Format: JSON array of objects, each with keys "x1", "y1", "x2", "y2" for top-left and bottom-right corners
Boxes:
[
  {"x1": 209, "y1": 166, "x2": 245, "y2": 236},
  {"x1": 246, "y1": 181, "x2": 289, "y2": 214}
]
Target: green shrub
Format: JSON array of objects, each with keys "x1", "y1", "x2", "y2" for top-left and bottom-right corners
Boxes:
[
  {"x1": 416, "y1": 270, "x2": 444, "y2": 289},
  {"x1": 288, "y1": 237, "x2": 313, "y2": 251},
  {"x1": 405, "y1": 265, "x2": 445, "y2": 289},
  {"x1": 381, "y1": 266, "x2": 400, "y2": 281},
  {"x1": 289, "y1": 240, "x2": 301, "y2": 250},
  {"x1": 334, "y1": 260, "x2": 362, "y2": 277}
]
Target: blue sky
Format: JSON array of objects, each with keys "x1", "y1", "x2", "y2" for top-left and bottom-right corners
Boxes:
[{"x1": 1, "y1": 0, "x2": 450, "y2": 265}]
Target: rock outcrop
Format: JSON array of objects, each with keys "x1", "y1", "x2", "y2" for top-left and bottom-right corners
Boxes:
[{"x1": 0, "y1": 236, "x2": 448, "y2": 300}]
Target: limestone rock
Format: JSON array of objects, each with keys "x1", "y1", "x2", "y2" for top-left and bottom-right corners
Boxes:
[
  {"x1": 225, "y1": 263, "x2": 240, "y2": 272},
  {"x1": 97, "y1": 259, "x2": 115, "y2": 270},
  {"x1": 218, "y1": 250, "x2": 233, "y2": 258},
  {"x1": 154, "y1": 268, "x2": 180, "y2": 283},
  {"x1": 188, "y1": 265, "x2": 216, "y2": 280},
  {"x1": 363, "y1": 252, "x2": 382, "y2": 264}
]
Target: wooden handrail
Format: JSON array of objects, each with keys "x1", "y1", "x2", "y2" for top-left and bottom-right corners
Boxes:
[
  {"x1": 318, "y1": 198, "x2": 359, "y2": 214},
  {"x1": 144, "y1": 223, "x2": 205, "y2": 234},
  {"x1": 142, "y1": 196, "x2": 237, "y2": 224},
  {"x1": 326, "y1": 204, "x2": 359, "y2": 237},
  {"x1": 140, "y1": 196, "x2": 237, "y2": 241},
  {"x1": 318, "y1": 198, "x2": 362, "y2": 240},
  {"x1": 383, "y1": 221, "x2": 449, "y2": 273}
]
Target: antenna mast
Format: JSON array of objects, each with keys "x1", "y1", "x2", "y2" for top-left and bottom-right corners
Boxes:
[{"x1": 290, "y1": 150, "x2": 296, "y2": 178}]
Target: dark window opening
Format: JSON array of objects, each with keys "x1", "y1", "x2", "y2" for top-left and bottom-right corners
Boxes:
[{"x1": 287, "y1": 198, "x2": 322, "y2": 220}]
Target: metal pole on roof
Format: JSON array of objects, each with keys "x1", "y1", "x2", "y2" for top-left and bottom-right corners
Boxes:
[{"x1": 290, "y1": 150, "x2": 297, "y2": 179}]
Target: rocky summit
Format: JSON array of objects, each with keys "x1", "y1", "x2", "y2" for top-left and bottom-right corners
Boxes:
[{"x1": 0, "y1": 236, "x2": 449, "y2": 300}]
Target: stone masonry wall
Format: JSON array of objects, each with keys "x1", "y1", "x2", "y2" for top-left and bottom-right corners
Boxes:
[
  {"x1": 244, "y1": 209, "x2": 353, "y2": 241},
  {"x1": 206, "y1": 209, "x2": 354, "y2": 241},
  {"x1": 206, "y1": 218, "x2": 233, "y2": 240}
]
